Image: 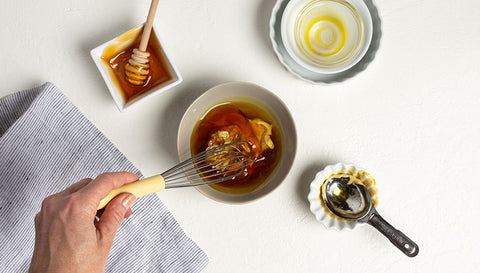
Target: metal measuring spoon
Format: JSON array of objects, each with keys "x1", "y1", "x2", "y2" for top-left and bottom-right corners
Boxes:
[{"x1": 323, "y1": 176, "x2": 419, "y2": 257}]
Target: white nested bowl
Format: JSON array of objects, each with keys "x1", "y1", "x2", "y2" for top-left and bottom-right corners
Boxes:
[
  {"x1": 177, "y1": 82, "x2": 297, "y2": 204},
  {"x1": 281, "y1": 0, "x2": 373, "y2": 74},
  {"x1": 308, "y1": 162, "x2": 379, "y2": 230}
]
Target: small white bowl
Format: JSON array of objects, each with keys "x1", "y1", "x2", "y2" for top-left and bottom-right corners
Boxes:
[
  {"x1": 281, "y1": 0, "x2": 373, "y2": 74},
  {"x1": 90, "y1": 25, "x2": 182, "y2": 111},
  {"x1": 177, "y1": 82, "x2": 297, "y2": 204},
  {"x1": 308, "y1": 162, "x2": 378, "y2": 230}
]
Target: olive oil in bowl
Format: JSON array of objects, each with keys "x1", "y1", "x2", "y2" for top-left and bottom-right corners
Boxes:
[{"x1": 282, "y1": 0, "x2": 372, "y2": 74}]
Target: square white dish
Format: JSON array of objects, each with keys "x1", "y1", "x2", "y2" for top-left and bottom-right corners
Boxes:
[{"x1": 90, "y1": 25, "x2": 182, "y2": 111}]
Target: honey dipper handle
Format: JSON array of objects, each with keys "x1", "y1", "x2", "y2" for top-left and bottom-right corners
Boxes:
[
  {"x1": 97, "y1": 174, "x2": 166, "y2": 210},
  {"x1": 139, "y1": 0, "x2": 160, "y2": 51}
]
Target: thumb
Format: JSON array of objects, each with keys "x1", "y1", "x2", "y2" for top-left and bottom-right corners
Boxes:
[{"x1": 97, "y1": 193, "x2": 136, "y2": 245}]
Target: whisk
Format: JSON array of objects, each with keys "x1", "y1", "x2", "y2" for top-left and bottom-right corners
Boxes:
[
  {"x1": 124, "y1": 0, "x2": 160, "y2": 85},
  {"x1": 97, "y1": 142, "x2": 250, "y2": 210}
]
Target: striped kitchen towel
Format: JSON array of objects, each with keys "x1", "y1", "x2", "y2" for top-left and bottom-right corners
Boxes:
[{"x1": 0, "y1": 82, "x2": 208, "y2": 272}]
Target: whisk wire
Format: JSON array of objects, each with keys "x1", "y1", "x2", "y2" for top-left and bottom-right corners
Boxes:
[
  {"x1": 97, "y1": 142, "x2": 251, "y2": 210},
  {"x1": 161, "y1": 149, "x2": 231, "y2": 178},
  {"x1": 162, "y1": 142, "x2": 250, "y2": 188},
  {"x1": 163, "y1": 154, "x2": 248, "y2": 187}
]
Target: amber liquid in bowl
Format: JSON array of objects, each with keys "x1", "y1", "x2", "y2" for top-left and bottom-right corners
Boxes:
[{"x1": 191, "y1": 102, "x2": 283, "y2": 194}]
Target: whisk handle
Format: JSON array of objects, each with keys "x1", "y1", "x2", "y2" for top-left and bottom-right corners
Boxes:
[{"x1": 97, "y1": 174, "x2": 166, "y2": 210}]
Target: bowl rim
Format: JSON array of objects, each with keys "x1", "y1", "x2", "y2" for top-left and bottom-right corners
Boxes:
[
  {"x1": 177, "y1": 81, "x2": 298, "y2": 204},
  {"x1": 280, "y1": 0, "x2": 373, "y2": 75}
]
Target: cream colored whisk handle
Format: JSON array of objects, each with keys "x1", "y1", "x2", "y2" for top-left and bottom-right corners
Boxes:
[{"x1": 97, "y1": 174, "x2": 166, "y2": 210}]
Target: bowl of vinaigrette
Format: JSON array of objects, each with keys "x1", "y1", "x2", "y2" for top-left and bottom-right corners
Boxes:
[
  {"x1": 177, "y1": 82, "x2": 297, "y2": 204},
  {"x1": 90, "y1": 25, "x2": 182, "y2": 111}
]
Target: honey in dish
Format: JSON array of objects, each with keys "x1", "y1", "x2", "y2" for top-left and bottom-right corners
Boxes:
[
  {"x1": 101, "y1": 28, "x2": 172, "y2": 102},
  {"x1": 191, "y1": 102, "x2": 283, "y2": 194}
]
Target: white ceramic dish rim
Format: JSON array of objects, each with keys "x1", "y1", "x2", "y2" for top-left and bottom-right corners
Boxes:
[
  {"x1": 308, "y1": 162, "x2": 369, "y2": 230},
  {"x1": 177, "y1": 81, "x2": 298, "y2": 204},
  {"x1": 90, "y1": 24, "x2": 182, "y2": 112},
  {"x1": 269, "y1": 0, "x2": 382, "y2": 84},
  {"x1": 280, "y1": 0, "x2": 373, "y2": 74}
]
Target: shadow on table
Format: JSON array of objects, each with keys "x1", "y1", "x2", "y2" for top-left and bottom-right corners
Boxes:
[
  {"x1": 295, "y1": 160, "x2": 337, "y2": 212},
  {"x1": 255, "y1": 0, "x2": 279, "y2": 58},
  {"x1": 0, "y1": 79, "x2": 48, "y2": 101},
  {"x1": 79, "y1": 20, "x2": 137, "y2": 104}
]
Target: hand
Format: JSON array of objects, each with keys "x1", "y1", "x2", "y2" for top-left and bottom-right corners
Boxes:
[{"x1": 28, "y1": 172, "x2": 139, "y2": 273}]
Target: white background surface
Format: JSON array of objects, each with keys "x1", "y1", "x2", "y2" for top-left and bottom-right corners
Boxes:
[{"x1": 1, "y1": 0, "x2": 480, "y2": 272}]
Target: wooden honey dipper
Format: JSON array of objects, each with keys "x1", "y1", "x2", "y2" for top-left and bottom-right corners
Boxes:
[{"x1": 124, "y1": 0, "x2": 160, "y2": 85}]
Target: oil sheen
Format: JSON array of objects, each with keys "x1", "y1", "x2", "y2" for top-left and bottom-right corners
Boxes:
[
  {"x1": 295, "y1": 0, "x2": 362, "y2": 65},
  {"x1": 191, "y1": 102, "x2": 283, "y2": 195},
  {"x1": 319, "y1": 170, "x2": 378, "y2": 221}
]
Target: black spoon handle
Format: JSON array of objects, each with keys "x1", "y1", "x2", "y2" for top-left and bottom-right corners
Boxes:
[{"x1": 367, "y1": 211, "x2": 419, "y2": 257}]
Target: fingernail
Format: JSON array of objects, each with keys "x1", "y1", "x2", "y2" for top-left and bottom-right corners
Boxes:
[{"x1": 122, "y1": 194, "x2": 136, "y2": 208}]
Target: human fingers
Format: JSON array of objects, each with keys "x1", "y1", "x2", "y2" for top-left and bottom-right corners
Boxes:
[
  {"x1": 96, "y1": 193, "x2": 136, "y2": 246},
  {"x1": 124, "y1": 208, "x2": 133, "y2": 218},
  {"x1": 58, "y1": 178, "x2": 93, "y2": 196},
  {"x1": 94, "y1": 208, "x2": 131, "y2": 231},
  {"x1": 95, "y1": 207, "x2": 132, "y2": 219},
  {"x1": 79, "y1": 172, "x2": 138, "y2": 210}
]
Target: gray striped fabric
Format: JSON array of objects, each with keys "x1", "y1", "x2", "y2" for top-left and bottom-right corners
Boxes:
[{"x1": 0, "y1": 83, "x2": 208, "y2": 272}]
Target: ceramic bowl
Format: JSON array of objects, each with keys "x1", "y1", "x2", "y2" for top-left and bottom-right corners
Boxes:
[
  {"x1": 90, "y1": 25, "x2": 182, "y2": 111},
  {"x1": 177, "y1": 82, "x2": 297, "y2": 204},
  {"x1": 281, "y1": 0, "x2": 373, "y2": 74},
  {"x1": 308, "y1": 162, "x2": 378, "y2": 230},
  {"x1": 270, "y1": 0, "x2": 382, "y2": 83}
]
